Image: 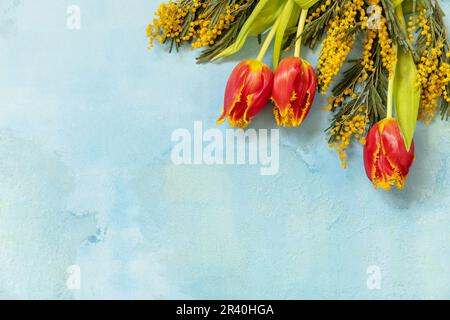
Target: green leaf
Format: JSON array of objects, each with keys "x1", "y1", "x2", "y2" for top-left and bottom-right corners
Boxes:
[
  {"x1": 273, "y1": 0, "x2": 299, "y2": 68},
  {"x1": 391, "y1": 0, "x2": 425, "y2": 12},
  {"x1": 248, "y1": 0, "x2": 287, "y2": 36},
  {"x1": 293, "y1": 0, "x2": 320, "y2": 9},
  {"x1": 392, "y1": 2, "x2": 420, "y2": 151},
  {"x1": 212, "y1": 0, "x2": 287, "y2": 61},
  {"x1": 401, "y1": 0, "x2": 425, "y2": 14},
  {"x1": 394, "y1": 47, "x2": 421, "y2": 151}
]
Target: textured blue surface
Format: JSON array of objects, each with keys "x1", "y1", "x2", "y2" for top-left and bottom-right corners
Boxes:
[{"x1": 1, "y1": 0, "x2": 450, "y2": 299}]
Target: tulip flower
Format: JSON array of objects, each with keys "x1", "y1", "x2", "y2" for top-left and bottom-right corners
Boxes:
[
  {"x1": 363, "y1": 118, "x2": 415, "y2": 190},
  {"x1": 272, "y1": 57, "x2": 317, "y2": 127},
  {"x1": 271, "y1": 8, "x2": 316, "y2": 127},
  {"x1": 217, "y1": 59, "x2": 273, "y2": 128}
]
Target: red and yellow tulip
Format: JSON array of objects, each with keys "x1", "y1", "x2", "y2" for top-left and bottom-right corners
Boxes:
[
  {"x1": 272, "y1": 57, "x2": 316, "y2": 127},
  {"x1": 363, "y1": 118, "x2": 415, "y2": 190},
  {"x1": 217, "y1": 59, "x2": 273, "y2": 128}
]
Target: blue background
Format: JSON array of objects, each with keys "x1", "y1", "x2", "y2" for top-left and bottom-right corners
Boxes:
[{"x1": 1, "y1": 0, "x2": 450, "y2": 299}]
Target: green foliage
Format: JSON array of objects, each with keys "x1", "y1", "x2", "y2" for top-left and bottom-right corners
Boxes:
[
  {"x1": 394, "y1": 48, "x2": 421, "y2": 150},
  {"x1": 212, "y1": 0, "x2": 287, "y2": 61}
]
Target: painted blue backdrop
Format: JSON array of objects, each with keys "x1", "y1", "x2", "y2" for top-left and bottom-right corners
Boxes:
[{"x1": 0, "y1": 0, "x2": 449, "y2": 299}]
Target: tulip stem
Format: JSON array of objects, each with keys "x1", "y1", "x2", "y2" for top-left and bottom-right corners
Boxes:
[
  {"x1": 295, "y1": 9, "x2": 309, "y2": 58},
  {"x1": 256, "y1": 16, "x2": 282, "y2": 62},
  {"x1": 387, "y1": 78, "x2": 394, "y2": 119},
  {"x1": 386, "y1": 44, "x2": 398, "y2": 119}
]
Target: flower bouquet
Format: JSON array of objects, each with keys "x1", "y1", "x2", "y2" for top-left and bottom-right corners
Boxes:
[{"x1": 147, "y1": 0, "x2": 450, "y2": 190}]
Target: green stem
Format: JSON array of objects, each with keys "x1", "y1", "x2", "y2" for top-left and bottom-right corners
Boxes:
[
  {"x1": 295, "y1": 9, "x2": 309, "y2": 58},
  {"x1": 387, "y1": 44, "x2": 398, "y2": 119},
  {"x1": 256, "y1": 17, "x2": 282, "y2": 62},
  {"x1": 395, "y1": 3, "x2": 406, "y2": 29},
  {"x1": 387, "y1": 76, "x2": 394, "y2": 119}
]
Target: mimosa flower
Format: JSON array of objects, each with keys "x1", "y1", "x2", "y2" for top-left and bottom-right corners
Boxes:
[
  {"x1": 217, "y1": 59, "x2": 273, "y2": 128},
  {"x1": 363, "y1": 118, "x2": 415, "y2": 190},
  {"x1": 272, "y1": 57, "x2": 317, "y2": 127}
]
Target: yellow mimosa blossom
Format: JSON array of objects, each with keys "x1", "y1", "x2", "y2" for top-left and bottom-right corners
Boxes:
[
  {"x1": 317, "y1": 0, "x2": 364, "y2": 93},
  {"x1": 328, "y1": 107, "x2": 369, "y2": 168},
  {"x1": 306, "y1": 0, "x2": 332, "y2": 24},
  {"x1": 414, "y1": 10, "x2": 450, "y2": 123},
  {"x1": 147, "y1": 0, "x2": 191, "y2": 47},
  {"x1": 191, "y1": 5, "x2": 239, "y2": 49}
]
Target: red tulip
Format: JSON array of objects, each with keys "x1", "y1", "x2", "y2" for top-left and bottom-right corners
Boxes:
[
  {"x1": 272, "y1": 57, "x2": 317, "y2": 127},
  {"x1": 217, "y1": 59, "x2": 273, "y2": 128},
  {"x1": 363, "y1": 118, "x2": 415, "y2": 190}
]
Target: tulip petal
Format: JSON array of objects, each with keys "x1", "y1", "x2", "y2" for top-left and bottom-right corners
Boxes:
[
  {"x1": 380, "y1": 119, "x2": 415, "y2": 177},
  {"x1": 363, "y1": 119, "x2": 415, "y2": 190},
  {"x1": 272, "y1": 57, "x2": 316, "y2": 127},
  {"x1": 217, "y1": 82, "x2": 245, "y2": 125},
  {"x1": 218, "y1": 60, "x2": 273, "y2": 128},
  {"x1": 246, "y1": 67, "x2": 274, "y2": 120}
]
